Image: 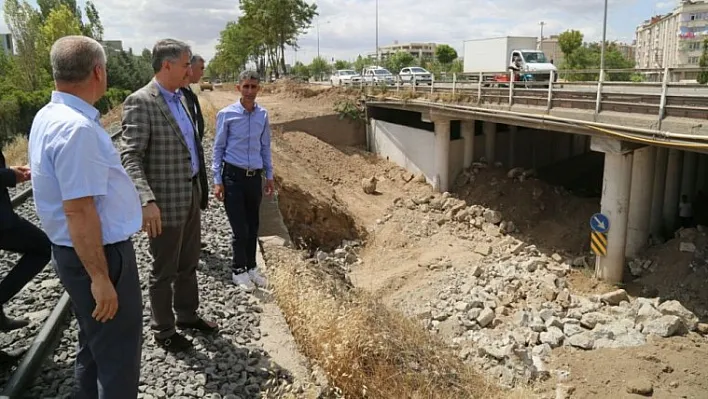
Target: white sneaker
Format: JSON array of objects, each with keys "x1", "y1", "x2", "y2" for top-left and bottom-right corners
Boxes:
[
  {"x1": 232, "y1": 272, "x2": 255, "y2": 291},
  {"x1": 247, "y1": 268, "x2": 268, "y2": 288}
]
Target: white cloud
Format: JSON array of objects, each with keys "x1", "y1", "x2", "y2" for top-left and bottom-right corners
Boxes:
[{"x1": 1, "y1": 0, "x2": 646, "y2": 67}]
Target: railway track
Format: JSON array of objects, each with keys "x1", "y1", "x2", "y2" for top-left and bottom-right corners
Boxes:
[{"x1": 0, "y1": 124, "x2": 298, "y2": 398}]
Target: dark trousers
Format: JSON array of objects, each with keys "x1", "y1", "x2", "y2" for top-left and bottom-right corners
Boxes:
[
  {"x1": 52, "y1": 240, "x2": 143, "y2": 399},
  {"x1": 147, "y1": 179, "x2": 202, "y2": 339},
  {"x1": 0, "y1": 214, "x2": 51, "y2": 305},
  {"x1": 222, "y1": 163, "x2": 262, "y2": 274}
]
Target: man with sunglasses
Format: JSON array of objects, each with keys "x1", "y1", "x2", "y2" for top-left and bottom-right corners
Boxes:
[{"x1": 212, "y1": 70, "x2": 274, "y2": 291}]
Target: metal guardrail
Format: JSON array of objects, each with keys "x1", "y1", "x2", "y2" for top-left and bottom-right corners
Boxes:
[
  {"x1": 0, "y1": 123, "x2": 122, "y2": 399},
  {"x1": 348, "y1": 69, "x2": 708, "y2": 131}
]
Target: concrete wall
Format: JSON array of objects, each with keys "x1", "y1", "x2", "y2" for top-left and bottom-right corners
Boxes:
[
  {"x1": 275, "y1": 114, "x2": 366, "y2": 147},
  {"x1": 370, "y1": 119, "x2": 437, "y2": 184}
]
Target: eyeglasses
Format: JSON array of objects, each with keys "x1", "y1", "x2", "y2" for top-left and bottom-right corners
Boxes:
[{"x1": 241, "y1": 84, "x2": 258, "y2": 89}]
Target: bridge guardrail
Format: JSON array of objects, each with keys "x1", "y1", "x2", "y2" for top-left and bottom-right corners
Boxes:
[{"x1": 349, "y1": 68, "x2": 708, "y2": 130}]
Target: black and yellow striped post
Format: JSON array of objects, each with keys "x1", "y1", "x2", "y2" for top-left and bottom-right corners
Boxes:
[{"x1": 590, "y1": 231, "x2": 607, "y2": 256}]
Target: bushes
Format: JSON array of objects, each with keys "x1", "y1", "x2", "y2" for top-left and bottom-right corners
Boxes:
[
  {"x1": 0, "y1": 88, "x2": 52, "y2": 145},
  {"x1": 0, "y1": 86, "x2": 131, "y2": 146},
  {"x1": 95, "y1": 87, "x2": 132, "y2": 115}
]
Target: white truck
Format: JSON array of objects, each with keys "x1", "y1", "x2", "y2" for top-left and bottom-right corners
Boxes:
[{"x1": 462, "y1": 36, "x2": 558, "y2": 84}]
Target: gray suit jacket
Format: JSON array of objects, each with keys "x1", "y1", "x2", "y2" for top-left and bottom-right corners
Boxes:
[{"x1": 120, "y1": 78, "x2": 208, "y2": 228}]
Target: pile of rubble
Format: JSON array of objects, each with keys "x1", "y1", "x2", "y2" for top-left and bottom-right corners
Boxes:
[{"x1": 382, "y1": 190, "x2": 707, "y2": 388}]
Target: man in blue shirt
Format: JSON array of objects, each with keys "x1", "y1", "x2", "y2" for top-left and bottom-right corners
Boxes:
[
  {"x1": 28, "y1": 35, "x2": 144, "y2": 399},
  {"x1": 213, "y1": 70, "x2": 274, "y2": 291}
]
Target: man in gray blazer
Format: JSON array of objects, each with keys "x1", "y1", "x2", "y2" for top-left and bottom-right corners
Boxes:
[{"x1": 120, "y1": 38, "x2": 216, "y2": 353}]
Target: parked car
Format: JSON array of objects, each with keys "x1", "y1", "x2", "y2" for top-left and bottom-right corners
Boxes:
[
  {"x1": 399, "y1": 66, "x2": 433, "y2": 85},
  {"x1": 330, "y1": 69, "x2": 361, "y2": 86},
  {"x1": 361, "y1": 66, "x2": 395, "y2": 85},
  {"x1": 213, "y1": 79, "x2": 223, "y2": 89},
  {"x1": 199, "y1": 79, "x2": 214, "y2": 91}
]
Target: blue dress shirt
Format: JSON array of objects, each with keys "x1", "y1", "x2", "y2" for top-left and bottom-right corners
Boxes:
[
  {"x1": 28, "y1": 91, "x2": 143, "y2": 247},
  {"x1": 155, "y1": 81, "x2": 199, "y2": 177},
  {"x1": 212, "y1": 100, "x2": 273, "y2": 185}
]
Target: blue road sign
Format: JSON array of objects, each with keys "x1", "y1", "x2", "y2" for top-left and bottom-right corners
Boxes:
[{"x1": 590, "y1": 213, "x2": 610, "y2": 234}]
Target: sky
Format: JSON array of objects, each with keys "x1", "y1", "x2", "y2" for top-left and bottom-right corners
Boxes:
[{"x1": 0, "y1": 0, "x2": 682, "y2": 66}]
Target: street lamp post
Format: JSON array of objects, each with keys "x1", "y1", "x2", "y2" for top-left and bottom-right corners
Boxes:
[
  {"x1": 375, "y1": 0, "x2": 379, "y2": 62},
  {"x1": 600, "y1": 0, "x2": 608, "y2": 75},
  {"x1": 539, "y1": 21, "x2": 545, "y2": 50}
]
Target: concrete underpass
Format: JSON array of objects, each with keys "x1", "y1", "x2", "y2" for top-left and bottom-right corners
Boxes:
[{"x1": 365, "y1": 102, "x2": 708, "y2": 285}]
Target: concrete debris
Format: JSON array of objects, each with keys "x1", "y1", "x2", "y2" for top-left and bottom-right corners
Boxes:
[{"x1": 385, "y1": 191, "x2": 706, "y2": 389}]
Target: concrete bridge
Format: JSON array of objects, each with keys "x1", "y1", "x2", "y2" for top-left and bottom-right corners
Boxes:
[{"x1": 362, "y1": 82, "x2": 708, "y2": 286}]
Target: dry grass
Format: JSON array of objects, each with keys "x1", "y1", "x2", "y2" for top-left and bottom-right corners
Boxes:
[
  {"x1": 199, "y1": 95, "x2": 218, "y2": 140},
  {"x1": 3, "y1": 134, "x2": 28, "y2": 166},
  {"x1": 262, "y1": 245, "x2": 528, "y2": 399}
]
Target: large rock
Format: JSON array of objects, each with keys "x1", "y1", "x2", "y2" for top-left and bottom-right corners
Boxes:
[
  {"x1": 657, "y1": 300, "x2": 699, "y2": 331},
  {"x1": 642, "y1": 315, "x2": 682, "y2": 337},
  {"x1": 599, "y1": 289, "x2": 630, "y2": 306},
  {"x1": 483, "y1": 209, "x2": 503, "y2": 225}
]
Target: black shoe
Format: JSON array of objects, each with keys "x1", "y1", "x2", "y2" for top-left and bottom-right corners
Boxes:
[
  {"x1": 176, "y1": 317, "x2": 219, "y2": 334},
  {"x1": 0, "y1": 308, "x2": 29, "y2": 332},
  {"x1": 155, "y1": 332, "x2": 193, "y2": 353}
]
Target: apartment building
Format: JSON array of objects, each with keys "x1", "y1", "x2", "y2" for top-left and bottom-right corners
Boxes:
[
  {"x1": 368, "y1": 41, "x2": 439, "y2": 61},
  {"x1": 635, "y1": 0, "x2": 708, "y2": 73},
  {"x1": 1, "y1": 33, "x2": 13, "y2": 55}
]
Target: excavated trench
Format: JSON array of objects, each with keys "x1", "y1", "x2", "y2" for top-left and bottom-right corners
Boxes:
[{"x1": 274, "y1": 176, "x2": 367, "y2": 253}]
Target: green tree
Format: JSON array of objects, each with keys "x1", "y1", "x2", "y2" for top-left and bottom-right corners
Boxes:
[
  {"x1": 291, "y1": 61, "x2": 310, "y2": 79},
  {"x1": 353, "y1": 55, "x2": 367, "y2": 73},
  {"x1": 435, "y1": 44, "x2": 457, "y2": 65},
  {"x1": 308, "y1": 56, "x2": 330, "y2": 80},
  {"x1": 334, "y1": 60, "x2": 351, "y2": 70},
  {"x1": 698, "y1": 38, "x2": 708, "y2": 85},
  {"x1": 83, "y1": 1, "x2": 104, "y2": 41},
  {"x1": 235, "y1": 0, "x2": 317, "y2": 77},
  {"x1": 39, "y1": 3, "x2": 82, "y2": 52},
  {"x1": 558, "y1": 30, "x2": 583, "y2": 57},
  {"x1": 3, "y1": 0, "x2": 46, "y2": 90},
  {"x1": 385, "y1": 51, "x2": 415, "y2": 74}
]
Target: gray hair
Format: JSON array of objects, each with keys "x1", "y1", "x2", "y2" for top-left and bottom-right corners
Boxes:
[
  {"x1": 191, "y1": 54, "x2": 205, "y2": 64},
  {"x1": 50, "y1": 35, "x2": 106, "y2": 84},
  {"x1": 151, "y1": 39, "x2": 191, "y2": 73},
  {"x1": 238, "y1": 70, "x2": 261, "y2": 83}
]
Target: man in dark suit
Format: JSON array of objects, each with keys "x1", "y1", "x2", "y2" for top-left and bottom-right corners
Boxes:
[
  {"x1": 180, "y1": 54, "x2": 205, "y2": 142},
  {"x1": 0, "y1": 149, "x2": 51, "y2": 364},
  {"x1": 121, "y1": 40, "x2": 215, "y2": 352}
]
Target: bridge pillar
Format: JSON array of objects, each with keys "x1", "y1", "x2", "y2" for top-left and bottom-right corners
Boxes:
[
  {"x1": 508, "y1": 126, "x2": 518, "y2": 167},
  {"x1": 590, "y1": 137, "x2": 634, "y2": 284},
  {"x1": 680, "y1": 150, "x2": 698, "y2": 201},
  {"x1": 626, "y1": 146, "x2": 656, "y2": 258},
  {"x1": 662, "y1": 149, "x2": 683, "y2": 235},
  {"x1": 696, "y1": 154, "x2": 707, "y2": 193},
  {"x1": 597, "y1": 151, "x2": 633, "y2": 283},
  {"x1": 461, "y1": 121, "x2": 475, "y2": 169},
  {"x1": 650, "y1": 147, "x2": 669, "y2": 242},
  {"x1": 434, "y1": 118, "x2": 451, "y2": 192},
  {"x1": 483, "y1": 122, "x2": 496, "y2": 164}
]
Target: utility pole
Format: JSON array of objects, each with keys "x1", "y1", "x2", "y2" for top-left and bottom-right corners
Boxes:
[
  {"x1": 317, "y1": 18, "x2": 320, "y2": 59},
  {"x1": 600, "y1": 0, "x2": 608, "y2": 74},
  {"x1": 375, "y1": 0, "x2": 379, "y2": 63},
  {"x1": 539, "y1": 21, "x2": 546, "y2": 50}
]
